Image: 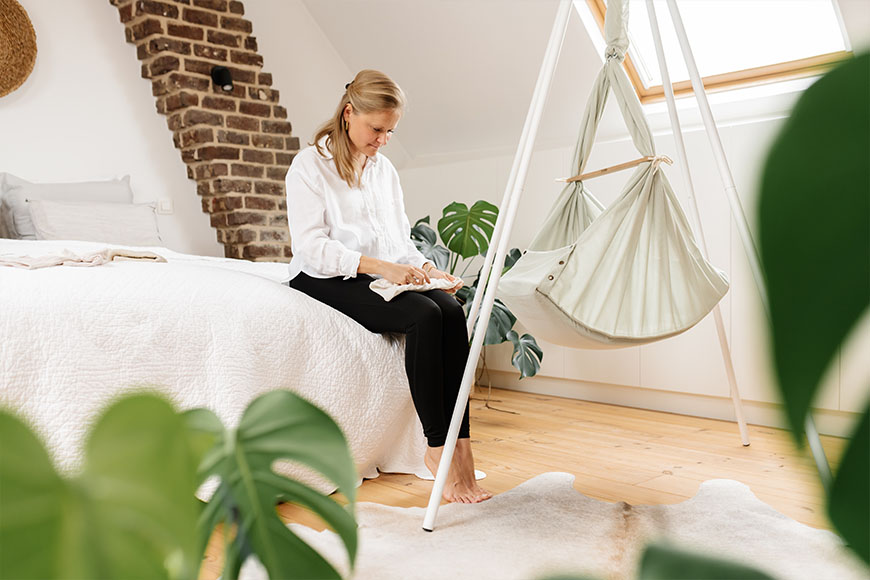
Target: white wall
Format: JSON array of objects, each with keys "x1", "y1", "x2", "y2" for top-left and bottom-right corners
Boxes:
[
  {"x1": 398, "y1": 100, "x2": 868, "y2": 437},
  {"x1": 243, "y1": 0, "x2": 352, "y2": 151},
  {"x1": 244, "y1": 0, "x2": 412, "y2": 167},
  {"x1": 0, "y1": 0, "x2": 223, "y2": 257}
]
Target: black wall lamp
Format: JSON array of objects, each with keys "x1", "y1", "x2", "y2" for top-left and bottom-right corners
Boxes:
[{"x1": 210, "y1": 66, "x2": 233, "y2": 92}]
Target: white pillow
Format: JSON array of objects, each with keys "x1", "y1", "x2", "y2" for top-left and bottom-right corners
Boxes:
[
  {"x1": 0, "y1": 174, "x2": 134, "y2": 239},
  {"x1": 27, "y1": 199, "x2": 163, "y2": 247}
]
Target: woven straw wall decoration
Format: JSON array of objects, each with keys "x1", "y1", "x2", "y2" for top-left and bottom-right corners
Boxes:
[{"x1": 0, "y1": 0, "x2": 38, "y2": 98}]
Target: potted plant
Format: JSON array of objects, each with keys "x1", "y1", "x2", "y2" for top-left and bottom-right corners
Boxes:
[{"x1": 411, "y1": 200, "x2": 543, "y2": 379}]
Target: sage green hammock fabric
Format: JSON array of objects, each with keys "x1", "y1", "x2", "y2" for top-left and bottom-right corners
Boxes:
[{"x1": 498, "y1": 0, "x2": 729, "y2": 349}]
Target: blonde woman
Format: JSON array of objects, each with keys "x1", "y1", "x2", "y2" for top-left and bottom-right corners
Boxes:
[{"x1": 285, "y1": 69, "x2": 492, "y2": 504}]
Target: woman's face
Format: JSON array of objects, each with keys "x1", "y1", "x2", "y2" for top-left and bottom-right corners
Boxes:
[{"x1": 343, "y1": 106, "x2": 401, "y2": 158}]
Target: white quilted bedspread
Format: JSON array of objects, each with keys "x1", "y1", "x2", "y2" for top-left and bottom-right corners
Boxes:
[{"x1": 0, "y1": 239, "x2": 427, "y2": 490}]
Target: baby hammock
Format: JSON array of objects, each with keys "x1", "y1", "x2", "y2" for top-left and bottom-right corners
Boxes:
[{"x1": 497, "y1": 0, "x2": 729, "y2": 349}]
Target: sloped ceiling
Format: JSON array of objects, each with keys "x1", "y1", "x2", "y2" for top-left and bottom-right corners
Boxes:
[
  {"x1": 302, "y1": 0, "x2": 870, "y2": 167},
  {"x1": 302, "y1": 0, "x2": 603, "y2": 165}
]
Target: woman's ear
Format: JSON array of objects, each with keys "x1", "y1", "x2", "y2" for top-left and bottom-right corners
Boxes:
[{"x1": 343, "y1": 104, "x2": 352, "y2": 123}]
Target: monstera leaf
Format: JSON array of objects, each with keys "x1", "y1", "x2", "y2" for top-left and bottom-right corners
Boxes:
[
  {"x1": 485, "y1": 299, "x2": 517, "y2": 346},
  {"x1": 0, "y1": 394, "x2": 207, "y2": 580},
  {"x1": 410, "y1": 217, "x2": 450, "y2": 271},
  {"x1": 759, "y1": 52, "x2": 869, "y2": 447},
  {"x1": 187, "y1": 390, "x2": 358, "y2": 580},
  {"x1": 456, "y1": 284, "x2": 515, "y2": 345},
  {"x1": 506, "y1": 330, "x2": 543, "y2": 379},
  {"x1": 502, "y1": 247, "x2": 523, "y2": 273},
  {"x1": 437, "y1": 200, "x2": 498, "y2": 259},
  {"x1": 759, "y1": 52, "x2": 869, "y2": 564}
]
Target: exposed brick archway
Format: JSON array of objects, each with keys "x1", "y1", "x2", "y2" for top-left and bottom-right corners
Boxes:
[{"x1": 109, "y1": 0, "x2": 296, "y2": 261}]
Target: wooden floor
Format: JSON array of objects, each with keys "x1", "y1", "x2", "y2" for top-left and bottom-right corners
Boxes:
[{"x1": 200, "y1": 387, "x2": 845, "y2": 578}]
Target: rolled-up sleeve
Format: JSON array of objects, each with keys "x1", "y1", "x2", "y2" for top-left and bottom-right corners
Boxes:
[{"x1": 286, "y1": 166, "x2": 361, "y2": 278}]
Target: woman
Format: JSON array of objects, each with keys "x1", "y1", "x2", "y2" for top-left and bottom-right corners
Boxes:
[{"x1": 285, "y1": 69, "x2": 491, "y2": 504}]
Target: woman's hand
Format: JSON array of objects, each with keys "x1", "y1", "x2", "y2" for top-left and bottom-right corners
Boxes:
[
  {"x1": 379, "y1": 262, "x2": 431, "y2": 286},
  {"x1": 427, "y1": 266, "x2": 464, "y2": 295}
]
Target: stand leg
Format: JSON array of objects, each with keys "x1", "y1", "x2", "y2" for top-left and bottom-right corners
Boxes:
[
  {"x1": 664, "y1": 0, "x2": 832, "y2": 468},
  {"x1": 712, "y1": 306, "x2": 751, "y2": 446},
  {"x1": 422, "y1": 0, "x2": 573, "y2": 532},
  {"x1": 646, "y1": 0, "x2": 750, "y2": 446},
  {"x1": 805, "y1": 415, "x2": 833, "y2": 492}
]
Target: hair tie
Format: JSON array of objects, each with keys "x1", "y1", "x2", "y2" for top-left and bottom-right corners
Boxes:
[{"x1": 345, "y1": 82, "x2": 352, "y2": 90}]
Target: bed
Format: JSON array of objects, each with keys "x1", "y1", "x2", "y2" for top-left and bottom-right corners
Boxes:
[{"x1": 0, "y1": 174, "x2": 428, "y2": 490}]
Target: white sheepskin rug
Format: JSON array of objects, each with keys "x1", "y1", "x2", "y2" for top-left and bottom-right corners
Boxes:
[{"x1": 245, "y1": 472, "x2": 868, "y2": 580}]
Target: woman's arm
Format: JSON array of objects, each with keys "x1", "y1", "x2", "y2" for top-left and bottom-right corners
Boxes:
[{"x1": 285, "y1": 162, "x2": 361, "y2": 278}]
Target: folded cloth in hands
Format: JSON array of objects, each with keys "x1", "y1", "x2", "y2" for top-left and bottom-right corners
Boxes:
[
  {"x1": 369, "y1": 277, "x2": 460, "y2": 302},
  {"x1": 0, "y1": 248, "x2": 167, "y2": 269}
]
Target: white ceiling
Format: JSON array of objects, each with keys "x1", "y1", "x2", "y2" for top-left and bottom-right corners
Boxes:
[{"x1": 301, "y1": 0, "x2": 870, "y2": 167}]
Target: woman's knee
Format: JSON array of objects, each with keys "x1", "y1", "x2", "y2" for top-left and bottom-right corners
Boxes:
[
  {"x1": 439, "y1": 295, "x2": 467, "y2": 327},
  {"x1": 404, "y1": 296, "x2": 443, "y2": 333}
]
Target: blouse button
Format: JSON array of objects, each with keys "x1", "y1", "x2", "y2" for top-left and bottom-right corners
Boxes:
[{"x1": 548, "y1": 275, "x2": 554, "y2": 281}]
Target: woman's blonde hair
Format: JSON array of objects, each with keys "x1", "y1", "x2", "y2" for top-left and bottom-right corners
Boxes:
[{"x1": 312, "y1": 69, "x2": 406, "y2": 188}]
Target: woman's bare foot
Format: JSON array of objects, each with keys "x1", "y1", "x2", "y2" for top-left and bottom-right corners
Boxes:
[{"x1": 424, "y1": 439, "x2": 493, "y2": 504}]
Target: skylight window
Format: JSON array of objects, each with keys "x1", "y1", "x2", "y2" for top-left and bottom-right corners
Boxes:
[{"x1": 582, "y1": 0, "x2": 852, "y2": 103}]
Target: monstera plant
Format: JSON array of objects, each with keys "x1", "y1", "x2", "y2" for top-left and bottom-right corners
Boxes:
[
  {"x1": 0, "y1": 391, "x2": 358, "y2": 580},
  {"x1": 758, "y1": 51, "x2": 868, "y2": 565},
  {"x1": 411, "y1": 200, "x2": 543, "y2": 379}
]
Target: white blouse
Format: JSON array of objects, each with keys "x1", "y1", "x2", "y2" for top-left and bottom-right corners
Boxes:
[{"x1": 284, "y1": 144, "x2": 429, "y2": 280}]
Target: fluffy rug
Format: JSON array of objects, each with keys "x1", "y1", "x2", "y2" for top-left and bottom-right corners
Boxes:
[{"x1": 245, "y1": 473, "x2": 868, "y2": 580}]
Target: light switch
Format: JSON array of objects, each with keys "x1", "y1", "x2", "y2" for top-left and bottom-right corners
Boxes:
[{"x1": 157, "y1": 198, "x2": 174, "y2": 214}]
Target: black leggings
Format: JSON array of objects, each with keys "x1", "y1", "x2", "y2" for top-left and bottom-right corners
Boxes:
[{"x1": 289, "y1": 272, "x2": 471, "y2": 447}]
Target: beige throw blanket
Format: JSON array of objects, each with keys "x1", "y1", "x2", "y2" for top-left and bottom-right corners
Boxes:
[{"x1": 0, "y1": 248, "x2": 166, "y2": 269}]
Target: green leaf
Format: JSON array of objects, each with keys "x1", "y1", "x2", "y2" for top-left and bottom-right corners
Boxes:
[
  {"x1": 484, "y1": 299, "x2": 516, "y2": 345},
  {"x1": 191, "y1": 390, "x2": 358, "y2": 580},
  {"x1": 437, "y1": 200, "x2": 498, "y2": 259},
  {"x1": 507, "y1": 330, "x2": 543, "y2": 379},
  {"x1": 410, "y1": 220, "x2": 450, "y2": 271},
  {"x1": 81, "y1": 395, "x2": 207, "y2": 580},
  {"x1": 758, "y1": 52, "x2": 870, "y2": 443},
  {"x1": 0, "y1": 395, "x2": 205, "y2": 580},
  {"x1": 0, "y1": 411, "x2": 64, "y2": 580},
  {"x1": 827, "y1": 402, "x2": 870, "y2": 564},
  {"x1": 638, "y1": 543, "x2": 776, "y2": 580},
  {"x1": 503, "y1": 247, "x2": 522, "y2": 274},
  {"x1": 470, "y1": 247, "x2": 522, "y2": 287},
  {"x1": 454, "y1": 285, "x2": 474, "y2": 306},
  {"x1": 456, "y1": 285, "x2": 517, "y2": 346}
]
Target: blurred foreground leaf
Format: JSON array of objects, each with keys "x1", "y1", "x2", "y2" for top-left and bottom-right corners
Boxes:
[
  {"x1": 189, "y1": 390, "x2": 358, "y2": 580},
  {"x1": 0, "y1": 395, "x2": 205, "y2": 580}
]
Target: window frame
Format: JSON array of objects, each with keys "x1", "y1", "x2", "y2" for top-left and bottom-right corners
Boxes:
[{"x1": 586, "y1": 0, "x2": 853, "y2": 104}]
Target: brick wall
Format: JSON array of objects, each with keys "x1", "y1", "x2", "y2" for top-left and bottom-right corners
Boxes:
[{"x1": 109, "y1": 0, "x2": 294, "y2": 261}]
